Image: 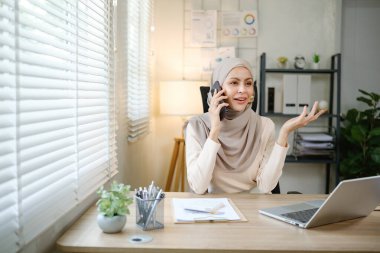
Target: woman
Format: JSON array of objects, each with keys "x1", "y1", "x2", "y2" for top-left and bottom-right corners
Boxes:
[{"x1": 185, "y1": 58, "x2": 326, "y2": 194}]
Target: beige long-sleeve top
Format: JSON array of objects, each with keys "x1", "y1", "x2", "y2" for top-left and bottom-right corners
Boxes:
[{"x1": 185, "y1": 116, "x2": 288, "y2": 194}]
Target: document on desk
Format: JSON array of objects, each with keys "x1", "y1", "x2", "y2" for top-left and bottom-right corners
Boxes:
[{"x1": 172, "y1": 198, "x2": 245, "y2": 223}]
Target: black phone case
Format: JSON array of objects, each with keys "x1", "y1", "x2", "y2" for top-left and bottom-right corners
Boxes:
[{"x1": 210, "y1": 81, "x2": 227, "y2": 120}]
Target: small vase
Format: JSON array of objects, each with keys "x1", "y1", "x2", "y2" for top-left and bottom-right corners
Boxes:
[
  {"x1": 277, "y1": 62, "x2": 288, "y2": 69},
  {"x1": 97, "y1": 214, "x2": 126, "y2": 233},
  {"x1": 311, "y1": 62, "x2": 320, "y2": 69}
]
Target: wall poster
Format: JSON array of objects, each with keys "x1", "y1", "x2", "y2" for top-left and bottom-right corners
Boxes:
[
  {"x1": 191, "y1": 10, "x2": 217, "y2": 47},
  {"x1": 221, "y1": 10, "x2": 258, "y2": 37}
]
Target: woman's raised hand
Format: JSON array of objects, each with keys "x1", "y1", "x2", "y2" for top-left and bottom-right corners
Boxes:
[
  {"x1": 208, "y1": 89, "x2": 228, "y2": 142},
  {"x1": 277, "y1": 101, "x2": 326, "y2": 146}
]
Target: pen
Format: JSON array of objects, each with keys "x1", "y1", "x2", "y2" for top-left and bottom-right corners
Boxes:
[
  {"x1": 144, "y1": 189, "x2": 163, "y2": 230},
  {"x1": 184, "y1": 202, "x2": 225, "y2": 215}
]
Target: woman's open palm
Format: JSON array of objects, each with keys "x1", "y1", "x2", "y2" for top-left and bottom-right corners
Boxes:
[{"x1": 282, "y1": 101, "x2": 326, "y2": 134}]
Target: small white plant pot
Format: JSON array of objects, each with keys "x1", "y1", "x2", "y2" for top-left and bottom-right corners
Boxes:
[
  {"x1": 311, "y1": 62, "x2": 320, "y2": 69},
  {"x1": 277, "y1": 62, "x2": 288, "y2": 69},
  {"x1": 97, "y1": 214, "x2": 126, "y2": 233}
]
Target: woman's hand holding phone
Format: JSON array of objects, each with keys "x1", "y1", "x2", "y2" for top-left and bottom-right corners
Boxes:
[{"x1": 208, "y1": 82, "x2": 228, "y2": 142}]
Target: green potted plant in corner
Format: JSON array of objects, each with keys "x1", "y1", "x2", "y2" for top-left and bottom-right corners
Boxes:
[
  {"x1": 311, "y1": 53, "x2": 320, "y2": 69},
  {"x1": 96, "y1": 181, "x2": 133, "y2": 233},
  {"x1": 340, "y1": 89, "x2": 380, "y2": 179}
]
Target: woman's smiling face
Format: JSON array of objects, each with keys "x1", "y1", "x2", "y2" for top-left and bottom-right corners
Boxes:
[{"x1": 222, "y1": 66, "x2": 254, "y2": 112}]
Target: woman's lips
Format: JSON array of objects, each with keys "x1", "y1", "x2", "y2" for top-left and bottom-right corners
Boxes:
[{"x1": 234, "y1": 97, "x2": 247, "y2": 104}]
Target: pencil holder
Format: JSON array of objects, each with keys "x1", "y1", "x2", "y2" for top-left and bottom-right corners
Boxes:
[{"x1": 135, "y1": 195, "x2": 165, "y2": 231}]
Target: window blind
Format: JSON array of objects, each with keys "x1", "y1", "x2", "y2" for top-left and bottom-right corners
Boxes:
[
  {"x1": 0, "y1": 0, "x2": 116, "y2": 251},
  {"x1": 0, "y1": 2, "x2": 19, "y2": 252},
  {"x1": 125, "y1": 0, "x2": 152, "y2": 142}
]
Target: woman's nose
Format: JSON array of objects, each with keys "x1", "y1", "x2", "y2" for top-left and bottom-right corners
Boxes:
[{"x1": 237, "y1": 83, "x2": 245, "y2": 93}]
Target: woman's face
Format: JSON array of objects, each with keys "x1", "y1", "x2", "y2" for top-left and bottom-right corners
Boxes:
[{"x1": 222, "y1": 66, "x2": 254, "y2": 112}]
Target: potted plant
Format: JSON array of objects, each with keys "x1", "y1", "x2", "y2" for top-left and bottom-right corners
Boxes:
[
  {"x1": 311, "y1": 53, "x2": 320, "y2": 69},
  {"x1": 96, "y1": 181, "x2": 133, "y2": 233},
  {"x1": 340, "y1": 89, "x2": 380, "y2": 179},
  {"x1": 277, "y1": 56, "x2": 288, "y2": 69}
]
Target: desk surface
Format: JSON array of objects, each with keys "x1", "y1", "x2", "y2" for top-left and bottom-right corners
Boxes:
[{"x1": 57, "y1": 192, "x2": 380, "y2": 253}]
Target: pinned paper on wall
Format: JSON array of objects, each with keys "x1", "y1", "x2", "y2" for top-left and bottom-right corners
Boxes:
[
  {"x1": 191, "y1": 10, "x2": 217, "y2": 47},
  {"x1": 201, "y1": 47, "x2": 236, "y2": 73},
  {"x1": 221, "y1": 11, "x2": 258, "y2": 37}
]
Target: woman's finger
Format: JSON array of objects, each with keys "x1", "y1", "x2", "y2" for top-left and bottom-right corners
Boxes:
[
  {"x1": 307, "y1": 101, "x2": 319, "y2": 117},
  {"x1": 298, "y1": 105, "x2": 307, "y2": 119}
]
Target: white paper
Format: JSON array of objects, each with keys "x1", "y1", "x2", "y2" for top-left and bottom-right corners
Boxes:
[
  {"x1": 201, "y1": 47, "x2": 236, "y2": 73},
  {"x1": 172, "y1": 198, "x2": 241, "y2": 222},
  {"x1": 191, "y1": 10, "x2": 217, "y2": 47},
  {"x1": 297, "y1": 141, "x2": 334, "y2": 149},
  {"x1": 221, "y1": 11, "x2": 258, "y2": 37},
  {"x1": 298, "y1": 133, "x2": 333, "y2": 142}
]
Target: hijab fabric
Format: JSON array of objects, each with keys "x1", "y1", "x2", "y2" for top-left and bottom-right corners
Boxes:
[{"x1": 187, "y1": 58, "x2": 263, "y2": 173}]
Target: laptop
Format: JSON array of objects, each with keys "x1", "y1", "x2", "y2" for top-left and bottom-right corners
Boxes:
[{"x1": 259, "y1": 175, "x2": 380, "y2": 228}]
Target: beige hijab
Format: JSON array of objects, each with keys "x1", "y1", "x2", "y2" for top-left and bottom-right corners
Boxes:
[{"x1": 187, "y1": 58, "x2": 263, "y2": 172}]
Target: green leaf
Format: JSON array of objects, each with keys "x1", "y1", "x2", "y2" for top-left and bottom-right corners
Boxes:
[
  {"x1": 345, "y1": 109, "x2": 359, "y2": 124},
  {"x1": 371, "y1": 147, "x2": 380, "y2": 164},
  {"x1": 369, "y1": 128, "x2": 380, "y2": 137},
  {"x1": 370, "y1": 92, "x2": 380, "y2": 103},
  {"x1": 358, "y1": 89, "x2": 371, "y2": 97},
  {"x1": 357, "y1": 96, "x2": 373, "y2": 107},
  {"x1": 350, "y1": 125, "x2": 367, "y2": 143},
  {"x1": 96, "y1": 181, "x2": 133, "y2": 217}
]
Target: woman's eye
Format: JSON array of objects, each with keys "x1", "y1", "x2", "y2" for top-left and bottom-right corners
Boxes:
[
  {"x1": 230, "y1": 81, "x2": 238, "y2": 85},
  {"x1": 245, "y1": 82, "x2": 252, "y2": 86}
]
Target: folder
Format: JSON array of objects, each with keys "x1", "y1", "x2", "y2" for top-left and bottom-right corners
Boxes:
[
  {"x1": 297, "y1": 75, "x2": 311, "y2": 113},
  {"x1": 282, "y1": 74, "x2": 297, "y2": 114},
  {"x1": 282, "y1": 74, "x2": 311, "y2": 114}
]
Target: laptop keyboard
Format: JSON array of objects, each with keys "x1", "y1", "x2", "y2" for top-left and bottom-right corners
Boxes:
[{"x1": 281, "y1": 208, "x2": 318, "y2": 223}]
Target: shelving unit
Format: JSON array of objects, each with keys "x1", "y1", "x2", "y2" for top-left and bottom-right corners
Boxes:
[{"x1": 259, "y1": 53, "x2": 341, "y2": 193}]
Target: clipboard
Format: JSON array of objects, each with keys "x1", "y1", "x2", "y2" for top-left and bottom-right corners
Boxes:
[{"x1": 172, "y1": 198, "x2": 247, "y2": 224}]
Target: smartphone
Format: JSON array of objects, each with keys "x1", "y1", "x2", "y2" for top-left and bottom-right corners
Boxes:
[{"x1": 210, "y1": 81, "x2": 227, "y2": 121}]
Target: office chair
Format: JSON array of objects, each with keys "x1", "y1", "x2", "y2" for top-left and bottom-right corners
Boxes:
[{"x1": 199, "y1": 82, "x2": 282, "y2": 194}]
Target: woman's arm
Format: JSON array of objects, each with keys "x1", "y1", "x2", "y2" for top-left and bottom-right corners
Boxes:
[
  {"x1": 277, "y1": 101, "x2": 326, "y2": 147},
  {"x1": 256, "y1": 102, "x2": 326, "y2": 192},
  {"x1": 256, "y1": 121, "x2": 288, "y2": 193},
  {"x1": 185, "y1": 124, "x2": 220, "y2": 194}
]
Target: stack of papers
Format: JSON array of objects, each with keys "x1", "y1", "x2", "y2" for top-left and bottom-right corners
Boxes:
[
  {"x1": 298, "y1": 133, "x2": 333, "y2": 142},
  {"x1": 294, "y1": 132, "x2": 335, "y2": 157},
  {"x1": 172, "y1": 198, "x2": 241, "y2": 223}
]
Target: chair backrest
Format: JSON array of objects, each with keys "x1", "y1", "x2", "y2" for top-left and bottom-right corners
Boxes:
[
  {"x1": 199, "y1": 81, "x2": 258, "y2": 113},
  {"x1": 198, "y1": 81, "x2": 281, "y2": 194}
]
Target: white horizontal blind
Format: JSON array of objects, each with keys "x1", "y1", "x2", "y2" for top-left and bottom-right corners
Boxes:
[
  {"x1": 0, "y1": 0, "x2": 116, "y2": 251},
  {"x1": 126, "y1": 0, "x2": 152, "y2": 142},
  {"x1": 0, "y1": 1, "x2": 19, "y2": 252},
  {"x1": 17, "y1": 0, "x2": 77, "y2": 243},
  {"x1": 76, "y1": 0, "x2": 117, "y2": 199}
]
